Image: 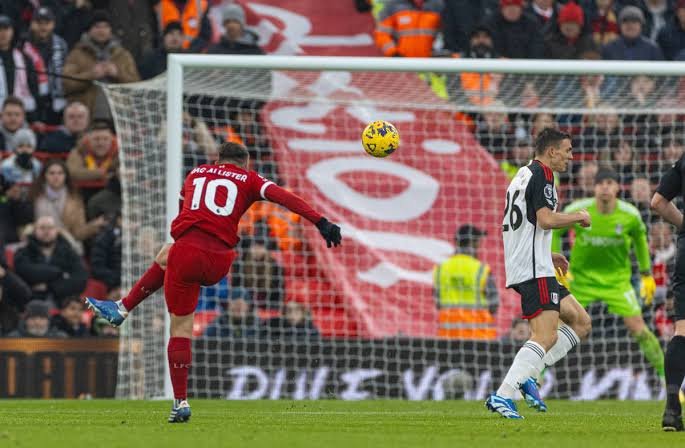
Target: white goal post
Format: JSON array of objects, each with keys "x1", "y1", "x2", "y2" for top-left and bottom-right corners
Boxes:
[{"x1": 105, "y1": 55, "x2": 685, "y2": 400}]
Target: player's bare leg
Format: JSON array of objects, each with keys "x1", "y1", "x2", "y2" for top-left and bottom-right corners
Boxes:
[
  {"x1": 623, "y1": 315, "x2": 665, "y2": 381},
  {"x1": 86, "y1": 244, "x2": 172, "y2": 326},
  {"x1": 167, "y1": 312, "x2": 194, "y2": 423}
]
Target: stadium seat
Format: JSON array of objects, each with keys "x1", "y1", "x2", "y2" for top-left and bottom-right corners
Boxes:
[{"x1": 193, "y1": 310, "x2": 219, "y2": 337}]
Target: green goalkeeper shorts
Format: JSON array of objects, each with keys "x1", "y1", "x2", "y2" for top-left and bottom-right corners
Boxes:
[{"x1": 570, "y1": 281, "x2": 642, "y2": 317}]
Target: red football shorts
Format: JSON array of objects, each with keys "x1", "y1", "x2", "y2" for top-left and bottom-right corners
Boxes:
[{"x1": 164, "y1": 236, "x2": 236, "y2": 316}]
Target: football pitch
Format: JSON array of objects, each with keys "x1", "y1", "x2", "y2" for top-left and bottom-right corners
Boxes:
[{"x1": 1, "y1": 400, "x2": 681, "y2": 447}]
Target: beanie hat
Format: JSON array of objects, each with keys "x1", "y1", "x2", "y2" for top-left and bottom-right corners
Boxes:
[
  {"x1": 25, "y1": 300, "x2": 50, "y2": 319},
  {"x1": 222, "y1": 4, "x2": 245, "y2": 26},
  {"x1": 618, "y1": 6, "x2": 645, "y2": 24},
  {"x1": 14, "y1": 128, "x2": 36, "y2": 149},
  {"x1": 500, "y1": 0, "x2": 524, "y2": 7},
  {"x1": 677, "y1": 0, "x2": 685, "y2": 10},
  {"x1": 163, "y1": 21, "x2": 183, "y2": 36},
  {"x1": 89, "y1": 10, "x2": 111, "y2": 29},
  {"x1": 558, "y1": 2, "x2": 584, "y2": 26}
]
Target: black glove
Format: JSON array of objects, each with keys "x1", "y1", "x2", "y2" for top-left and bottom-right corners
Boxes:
[{"x1": 316, "y1": 218, "x2": 342, "y2": 248}]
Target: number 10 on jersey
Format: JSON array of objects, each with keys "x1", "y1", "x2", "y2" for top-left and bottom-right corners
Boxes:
[{"x1": 190, "y1": 176, "x2": 238, "y2": 216}]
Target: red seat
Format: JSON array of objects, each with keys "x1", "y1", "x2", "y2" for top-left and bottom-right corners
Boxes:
[{"x1": 193, "y1": 310, "x2": 219, "y2": 337}]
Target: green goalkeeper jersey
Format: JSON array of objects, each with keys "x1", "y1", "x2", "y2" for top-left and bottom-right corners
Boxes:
[{"x1": 551, "y1": 198, "x2": 651, "y2": 292}]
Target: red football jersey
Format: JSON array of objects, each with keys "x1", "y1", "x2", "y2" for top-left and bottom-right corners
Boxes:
[{"x1": 170, "y1": 163, "x2": 274, "y2": 248}]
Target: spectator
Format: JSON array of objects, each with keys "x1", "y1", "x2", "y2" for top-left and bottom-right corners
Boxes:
[
  {"x1": 39, "y1": 101, "x2": 90, "y2": 154},
  {"x1": 0, "y1": 15, "x2": 40, "y2": 121},
  {"x1": 261, "y1": 301, "x2": 320, "y2": 339},
  {"x1": 568, "y1": 159, "x2": 599, "y2": 202},
  {"x1": 87, "y1": 174, "x2": 121, "y2": 220},
  {"x1": 66, "y1": 120, "x2": 118, "y2": 184},
  {"x1": 484, "y1": 0, "x2": 544, "y2": 59},
  {"x1": 1, "y1": 128, "x2": 41, "y2": 187},
  {"x1": 628, "y1": 74, "x2": 658, "y2": 107},
  {"x1": 650, "y1": 220, "x2": 676, "y2": 303},
  {"x1": 373, "y1": 0, "x2": 443, "y2": 57},
  {"x1": 159, "y1": 113, "x2": 217, "y2": 175},
  {"x1": 530, "y1": 112, "x2": 558, "y2": 138},
  {"x1": 579, "y1": 105, "x2": 621, "y2": 157},
  {"x1": 629, "y1": 176, "x2": 653, "y2": 223},
  {"x1": 0, "y1": 96, "x2": 28, "y2": 154},
  {"x1": 157, "y1": 0, "x2": 212, "y2": 52},
  {"x1": 235, "y1": 238, "x2": 285, "y2": 310},
  {"x1": 31, "y1": 159, "x2": 107, "y2": 250},
  {"x1": 62, "y1": 10, "x2": 140, "y2": 118},
  {"x1": 662, "y1": 137, "x2": 684, "y2": 166},
  {"x1": 506, "y1": 318, "x2": 531, "y2": 343},
  {"x1": 526, "y1": 0, "x2": 557, "y2": 27},
  {"x1": 443, "y1": 24, "x2": 504, "y2": 107},
  {"x1": 642, "y1": 0, "x2": 673, "y2": 42},
  {"x1": 544, "y1": 2, "x2": 598, "y2": 59},
  {"x1": 611, "y1": 139, "x2": 640, "y2": 184},
  {"x1": 207, "y1": 5, "x2": 264, "y2": 55},
  {"x1": 588, "y1": 0, "x2": 621, "y2": 46},
  {"x1": 0, "y1": 172, "x2": 33, "y2": 245},
  {"x1": 203, "y1": 289, "x2": 260, "y2": 338},
  {"x1": 101, "y1": 0, "x2": 158, "y2": 62},
  {"x1": 441, "y1": 0, "x2": 499, "y2": 53},
  {"x1": 657, "y1": 0, "x2": 685, "y2": 60},
  {"x1": 14, "y1": 215, "x2": 88, "y2": 306},
  {"x1": 138, "y1": 21, "x2": 184, "y2": 80},
  {"x1": 50, "y1": 295, "x2": 88, "y2": 337},
  {"x1": 21, "y1": 7, "x2": 68, "y2": 125},
  {"x1": 501, "y1": 137, "x2": 533, "y2": 179},
  {"x1": 7, "y1": 300, "x2": 67, "y2": 338},
  {"x1": 433, "y1": 224, "x2": 499, "y2": 340},
  {"x1": 476, "y1": 102, "x2": 513, "y2": 159},
  {"x1": 0, "y1": 240, "x2": 32, "y2": 314},
  {"x1": 601, "y1": 6, "x2": 664, "y2": 60},
  {"x1": 90, "y1": 213, "x2": 121, "y2": 293}
]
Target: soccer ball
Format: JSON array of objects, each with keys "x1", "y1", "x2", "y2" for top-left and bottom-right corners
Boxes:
[{"x1": 361, "y1": 120, "x2": 400, "y2": 158}]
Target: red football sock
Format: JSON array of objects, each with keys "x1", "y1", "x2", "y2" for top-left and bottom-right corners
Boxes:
[
  {"x1": 167, "y1": 337, "x2": 192, "y2": 400},
  {"x1": 121, "y1": 262, "x2": 165, "y2": 311}
]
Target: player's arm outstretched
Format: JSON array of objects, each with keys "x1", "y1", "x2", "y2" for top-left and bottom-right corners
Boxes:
[
  {"x1": 536, "y1": 206, "x2": 591, "y2": 230},
  {"x1": 262, "y1": 183, "x2": 342, "y2": 248}
]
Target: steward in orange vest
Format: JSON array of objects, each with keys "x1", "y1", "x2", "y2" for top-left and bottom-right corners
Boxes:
[{"x1": 374, "y1": 0, "x2": 443, "y2": 57}]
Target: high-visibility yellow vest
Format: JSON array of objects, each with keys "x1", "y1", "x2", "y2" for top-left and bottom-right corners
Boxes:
[{"x1": 434, "y1": 254, "x2": 496, "y2": 340}]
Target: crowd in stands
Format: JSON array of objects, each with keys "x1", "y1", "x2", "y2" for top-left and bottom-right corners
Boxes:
[{"x1": 0, "y1": 0, "x2": 684, "y2": 340}]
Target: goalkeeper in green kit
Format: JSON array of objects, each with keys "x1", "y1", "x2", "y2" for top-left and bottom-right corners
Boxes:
[{"x1": 552, "y1": 168, "x2": 663, "y2": 380}]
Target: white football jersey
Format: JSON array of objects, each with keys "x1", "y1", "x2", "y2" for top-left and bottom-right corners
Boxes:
[{"x1": 502, "y1": 160, "x2": 558, "y2": 287}]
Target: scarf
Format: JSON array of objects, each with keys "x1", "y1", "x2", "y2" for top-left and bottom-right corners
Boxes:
[
  {"x1": 37, "y1": 185, "x2": 68, "y2": 227},
  {"x1": 0, "y1": 49, "x2": 35, "y2": 112},
  {"x1": 22, "y1": 35, "x2": 67, "y2": 113}
]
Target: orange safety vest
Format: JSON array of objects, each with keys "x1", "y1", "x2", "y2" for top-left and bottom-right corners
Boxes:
[
  {"x1": 374, "y1": 1, "x2": 441, "y2": 57},
  {"x1": 434, "y1": 254, "x2": 497, "y2": 340},
  {"x1": 239, "y1": 199, "x2": 304, "y2": 252},
  {"x1": 452, "y1": 54, "x2": 496, "y2": 106},
  {"x1": 159, "y1": 0, "x2": 208, "y2": 49}
]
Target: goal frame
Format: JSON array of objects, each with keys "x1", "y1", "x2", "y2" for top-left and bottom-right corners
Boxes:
[{"x1": 163, "y1": 54, "x2": 685, "y2": 398}]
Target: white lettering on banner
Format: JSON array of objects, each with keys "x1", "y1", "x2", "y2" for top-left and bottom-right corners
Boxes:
[
  {"x1": 307, "y1": 72, "x2": 364, "y2": 97},
  {"x1": 219, "y1": 366, "x2": 662, "y2": 400},
  {"x1": 422, "y1": 139, "x2": 462, "y2": 155},
  {"x1": 248, "y1": 3, "x2": 373, "y2": 54},
  {"x1": 227, "y1": 366, "x2": 269, "y2": 400},
  {"x1": 345, "y1": 105, "x2": 416, "y2": 125},
  {"x1": 403, "y1": 366, "x2": 438, "y2": 400},
  {"x1": 341, "y1": 223, "x2": 453, "y2": 288},
  {"x1": 340, "y1": 369, "x2": 384, "y2": 400},
  {"x1": 269, "y1": 368, "x2": 286, "y2": 400},
  {"x1": 270, "y1": 103, "x2": 337, "y2": 133},
  {"x1": 289, "y1": 139, "x2": 359, "y2": 153},
  {"x1": 307, "y1": 157, "x2": 440, "y2": 222},
  {"x1": 293, "y1": 367, "x2": 329, "y2": 400}
]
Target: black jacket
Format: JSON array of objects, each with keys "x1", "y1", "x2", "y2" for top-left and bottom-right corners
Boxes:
[
  {"x1": 441, "y1": 0, "x2": 499, "y2": 52},
  {"x1": 51, "y1": 314, "x2": 89, "y2": 337},
  {"x1": 0, "y1": 242, "x2": 31, "y2": 311},
  {"x1": 484, "y1": 11, "x2": 544, "y2": 59},
  {"x1": 90, "y1": 224, "x2": 122, "y2": 289},
  {"x1": 657, "y1": 17, "x2": 685, "y2": 61},
  {"x1": 206, "y1": 32, "x2": 265, "y2": 56},
  {"x1": 0, "y1": 194, "x2": 34, "y2": 245},
  {"x1": 39, "y1": 128, "x2": 78, "y2": 154},
  {"x1": 14, "y1": 235, "x2": 88, "y2": 304},
  {"x1": 544, "y1": 28, "x2": 598, "y2": 59},
  {"x1": 138, "y1": 48, "x2": 169, "y2": 81}
]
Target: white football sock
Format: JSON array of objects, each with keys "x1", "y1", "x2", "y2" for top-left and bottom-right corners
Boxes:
[
  {"x1": 497, "y1": 340, "x2": 546, "y2": 399},
  {"x1": 116, "y1": 300, "x2": 129, "y2": 314},
  {"x1": 542, "y1": 324, "x2": 580, "y2": 368}
]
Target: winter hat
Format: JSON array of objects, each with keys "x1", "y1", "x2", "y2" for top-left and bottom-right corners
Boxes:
[
  {"x1": 163, "y1": 21, "x2": 183, "y2": 36},
  {"x1": 25, "y1": 300, "x2": 50, "y2": 319},
  {"x1": 618, "y1": 6, "x2": 645, "y2": 24},
  {"x1": 89, "y1": 10, "x2": 112, "y2": 29},
  {"x1": 222, "y1": 4, "x2": 245, "y2": 26},
  {"x1": 500, "y1": 0, "x2": 524, "y2": 7},
  {"x1": 14, "y1": 128, "x2": 36, "y2": 149},
  {"x1": 558, "y1": 2, "x2": 584, "y2": 26},
  {"x1": 677, "y1": 0, "x2": 685, "y2": 10}
]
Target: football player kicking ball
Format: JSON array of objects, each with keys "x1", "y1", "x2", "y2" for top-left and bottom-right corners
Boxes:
[
  {"x1": 486, "y1": 129, "x2": 592, "y2": 419},
  {"x1": 86, "y1": 142, "x2": 341, "y2": 423}
]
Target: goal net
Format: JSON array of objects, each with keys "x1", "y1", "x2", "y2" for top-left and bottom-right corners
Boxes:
[{"x1": 105, "y1": 56, "x2": 685, "y2": 400}]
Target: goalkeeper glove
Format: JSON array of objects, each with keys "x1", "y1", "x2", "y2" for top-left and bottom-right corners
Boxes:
[
  {"x1": 640, "y1": 274, "x2": 656, "y2": 306},
  {"x1": 316, "y1": 218, "x2": 342, "y2": 248},
  {"x1": 555, "y1": 267, "x2": 572, "y2": 290}
]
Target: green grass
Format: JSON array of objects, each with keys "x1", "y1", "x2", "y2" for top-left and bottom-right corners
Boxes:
[{"x1": 0, "y1": 400, "x2": 682, "y2": 448}]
